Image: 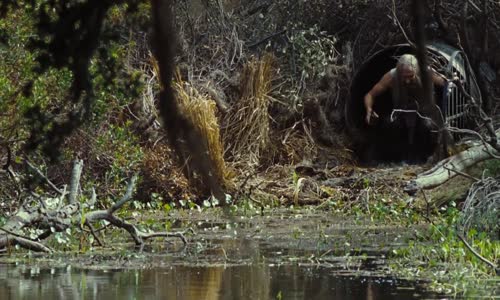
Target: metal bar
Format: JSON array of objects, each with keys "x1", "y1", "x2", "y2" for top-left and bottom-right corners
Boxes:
[
  {"x1": 446, "y1": 87, "x2": 453, "y2": 122},
  {"x1": 460, "y1": 92, "x2": 463, "y2": 130},
  {"x1": 453, "y1": 87, "x2": 456, "y2": 127}
]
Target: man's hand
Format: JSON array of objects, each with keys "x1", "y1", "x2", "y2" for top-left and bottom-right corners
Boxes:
[
  {"x1": 365, "y1": 109, "x2": 379, "y2": 125},
  {"x1": 363, "y1": 70, "x2": 392, "y2": 126}
]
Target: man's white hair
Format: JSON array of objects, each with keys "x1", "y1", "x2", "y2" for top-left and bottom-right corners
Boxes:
[{"x1": 396, "y1": 54, "x2": 419, "y2": 72}]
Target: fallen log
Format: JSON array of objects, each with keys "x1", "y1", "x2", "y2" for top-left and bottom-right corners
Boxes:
[
  {"x1": 405, "y1": 130, "x2": 500, "y2": 193},
  {"x1": 0, "y1": 160, "x2": 191, "y2": 253}
]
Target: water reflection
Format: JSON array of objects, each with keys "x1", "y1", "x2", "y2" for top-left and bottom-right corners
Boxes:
[{"x1": 0, "y1": 263, "x2": 438, "y2": 300}]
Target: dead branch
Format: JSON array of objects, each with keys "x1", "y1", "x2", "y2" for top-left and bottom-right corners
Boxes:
[
  {"x1": 458, "y1": 176, "x2": 499, "y2": 239},
  {"x1": 452, "y1": 77, "x2": 500, "y2": 152},
  {"x1": 448, "y1": 127, "x2": 500, "y2": 159},
  {"x1": 83, "y1": 221, "x2": 104, "y2": 247},
  {"x1": 390, "y1": 0, "x2": 415, "y2": 48},
  {"x1": 0, "y1": 226, "x2": 37, "y2": 241},
  {"x1": 0, "y1": 161, "x2": 191, "y2": 253},
  {"x1": 26, "y1": 160, "x2": 63, "y2": 195},
  {"x1": 406, "y1": 130, "x2": 500, "y2": 192},
  {"x1": 457, "y1": 233, "x2": 499, "y2": 274},
  {"x1": 84, "y1": 209, "x2": 191, "y2": 246},
  {"x1": 248, "y1": 29, "x2": 287, "y2": 49},
  {"x1": 136, "y1": 228, "x2": 194, "y2": 245},
  {"x1": 443, "y1": 165, "x2": 480, "y2": 182},
  {"x1": 390, "y1": 109, "x2": 434, "y2": 124},
  {"x1": 0, "y1": 200, "x2": 78, "y2": 253},
  {"x1": 109, "y1": 175, "x2": 137, "y2": 213},
  {"x1": 83, "y1": 175, "x2": 190, "y2": 246},
  {"x1": 2, "y1": 235, "x2": 53, "y2": 253},
  {"x1": 433, "y1": 0, "x2": 451, "y2": 38},
  {"x1": 68, "y1": 159, "x2": 83, "y2": 204}
]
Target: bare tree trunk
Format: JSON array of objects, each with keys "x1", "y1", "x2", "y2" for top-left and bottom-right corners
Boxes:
[
  {"x1": 150, "y1": 0, "x2": 226, "y2": 202},
  {"x1": 412, "y1": 0, "x2": 449, "y2": 161}
]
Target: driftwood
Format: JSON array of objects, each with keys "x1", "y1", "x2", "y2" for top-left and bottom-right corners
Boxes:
[
  {"x1": 406, "y1": 137, "x2": 499, "y2": 193},
  {"x1": 0, "y1": 159, "x2": 191, "y2": 253}
]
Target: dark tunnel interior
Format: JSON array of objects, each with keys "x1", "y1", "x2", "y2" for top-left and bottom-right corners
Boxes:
[{"x1": 347, "y1": 45, "x2": 445, "y2": 165}]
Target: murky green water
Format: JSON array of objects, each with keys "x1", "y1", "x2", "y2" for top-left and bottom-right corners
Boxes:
[
  {"x1": 0, "y1": 263, "x2": 442, "y2": 300},
  {"x1": 0, "y1": 210, "x2": 451, "y2": 299}
]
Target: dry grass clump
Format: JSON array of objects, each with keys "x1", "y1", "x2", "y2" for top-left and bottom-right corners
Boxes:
[
  {"x1": 173, "y1": 75, "x2": 230, "y2": 188},
  {"x1": 274, "y1": 126, "x2": 318, "y2": 165},
  {"x1": 223, "y1": 54, "x2": 274, "y2": 167}
]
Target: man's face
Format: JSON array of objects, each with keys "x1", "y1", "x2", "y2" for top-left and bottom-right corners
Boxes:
[
  {"x1": 399, "y1": 66, "x2": 417, "y2": 85},
  {"x1": 399, "y1": 67, "x2": 417, "y2": 85}
]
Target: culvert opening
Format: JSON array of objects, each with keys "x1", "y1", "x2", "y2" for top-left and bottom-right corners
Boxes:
[{"x1": 346, "y1": 43, "x2": 479, "y2": 165}]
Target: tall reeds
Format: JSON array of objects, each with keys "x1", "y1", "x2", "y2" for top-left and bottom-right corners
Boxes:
[
  {"x1": 173, "y1": 75, "x2": 229, "y2": 187},
  {"x1": 223, "y1": 54, "x2": 274, "y2": 166}
]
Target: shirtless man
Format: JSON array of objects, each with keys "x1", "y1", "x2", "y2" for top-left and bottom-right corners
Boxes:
[
  {"x1": 363, "y1": 54, "x2": 448, "y2": 162},
  {"x1": 364, "y1": 54, "x2": 446, "y2": 125}
]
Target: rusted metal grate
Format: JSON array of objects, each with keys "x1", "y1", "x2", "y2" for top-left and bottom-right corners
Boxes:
[{"x1": 428, "y1": 42, "x2": 481, "y2": 140}]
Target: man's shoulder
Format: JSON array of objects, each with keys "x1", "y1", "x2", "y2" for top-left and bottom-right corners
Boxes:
[{"x1": 380, "y1": 68, "x2": 396, "y2": 86}]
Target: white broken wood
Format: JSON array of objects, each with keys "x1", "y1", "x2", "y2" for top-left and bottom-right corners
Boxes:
[
  {"x1": 407, "y1": 133, "x2": 500, "y2": 191},
  {"x1": 68, "y1": 159, "x2": 83, "y2": 204}
]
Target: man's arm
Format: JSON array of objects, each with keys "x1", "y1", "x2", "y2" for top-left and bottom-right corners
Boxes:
[
  {"x1": 364, "y1": 71, "x2": 393, "y2": 124},
  {"x1": 430, "y1": 68, "x2": 447, "y2": 87}
]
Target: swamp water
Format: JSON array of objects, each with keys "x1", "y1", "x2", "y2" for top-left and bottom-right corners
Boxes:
[
  {"x1": 0, "y1": 209, "x2": 446, "y2": 299},
  {"x1": 0, "y1": 263, "x2": 443, "y2": 300}
]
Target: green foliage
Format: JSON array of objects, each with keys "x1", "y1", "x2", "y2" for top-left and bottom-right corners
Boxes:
[
  {"x1": 0, "y1": 9, "x2": 72, "y2": 144},
  {"x1": 318, "y1": 186, "x2": 498, "y2": 296},
  {"x1": 90, "y1": 37, "x2": 146, "y2": 123},
  {"x1": 0, "y1": 1, "x2": 152, "y2": 205},
  {"x1": 286, "y1": 25, "x2": 338, "y2": 81},
  {"x1": 483, "y1": 159, "x2": 500, "y2": 177},
  {"x1": 321, "y1": 190, "x2": 420, "y2": 225},
  {"x1": 276, "y1": 290, "x2": 283, "y2": 300},
  {"x1": 390, "y1": 203, "x2": 499, "y2": 296},
  {"x1": 0, "y1": 0, "x2": 150, "y2": 160},
  {"x1": 82, "y1": 122, "x2": 144, "y2": 201},
  {"x1": 292, "y1": 170, "x2": 299, "y2": 185}
]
